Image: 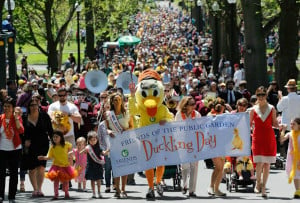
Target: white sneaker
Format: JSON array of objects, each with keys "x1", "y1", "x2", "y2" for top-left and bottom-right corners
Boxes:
[{"x1": 239, "y1": 176, "x2": 243, "y2": 180}]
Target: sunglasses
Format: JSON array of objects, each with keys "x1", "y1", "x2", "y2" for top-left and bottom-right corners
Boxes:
[
  {"x1": 58, "y1": 94, "x2": 66, "y2": 97},
  {"x1": 256, "y1": 93, "x2": 266, "y2": 97}
]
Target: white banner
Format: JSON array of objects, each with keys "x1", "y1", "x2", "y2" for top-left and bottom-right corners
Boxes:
[{"x1": 109, "y1": 112, "x2": 250, "y2": 177}]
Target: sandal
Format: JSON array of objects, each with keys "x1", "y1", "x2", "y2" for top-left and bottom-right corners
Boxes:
[
  {"x1": 261, "y1": 185, "x2": 267, "y2": 198},
  {"x1": 38, "y1": 191, "x2": 44, "y2": 197},
  {"x1": 114, "y1": 192, "x2": 121, "y2": 198},
  {"x1": 121, "y1": 191, "x2": 128, "y2": 198},
  {"x1": 31, "y1": 191, "x2": 39, "y2": 198}
]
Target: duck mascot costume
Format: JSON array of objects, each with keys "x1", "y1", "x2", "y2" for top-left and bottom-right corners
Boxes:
[{"x1": 128, "y1": 69, "x2": 174, "y2": 199}]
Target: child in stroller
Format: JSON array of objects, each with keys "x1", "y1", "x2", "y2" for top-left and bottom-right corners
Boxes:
[
  {"x1": 236, "y1": 156, "x2": 256, "y2": 181},
  {"x1": 224, "y1": 156, "x2": 256, "y2": 192}
]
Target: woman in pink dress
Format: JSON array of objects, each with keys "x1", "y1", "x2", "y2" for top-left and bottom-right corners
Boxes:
[{"x1": 250, "y1": 86, "x2": 279, "y2": 198}]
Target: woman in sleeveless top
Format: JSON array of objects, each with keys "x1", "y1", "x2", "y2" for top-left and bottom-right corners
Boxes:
[{"x1": 250, "y1": 86, "x2": 279, "y2": 198}]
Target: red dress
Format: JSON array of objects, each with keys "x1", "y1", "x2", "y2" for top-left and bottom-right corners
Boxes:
[{"x1": 252, "y1": 104, "x2": 276, "y2": 163}]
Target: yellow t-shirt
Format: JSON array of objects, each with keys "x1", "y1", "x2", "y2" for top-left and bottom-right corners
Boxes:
[{"x1": 47, "y1": 142, "x2": 72, "y2": 167}]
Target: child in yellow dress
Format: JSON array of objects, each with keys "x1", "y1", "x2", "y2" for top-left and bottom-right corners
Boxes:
[{"x1": 38, "y1": 130, "x2": 77, "y2": 199}]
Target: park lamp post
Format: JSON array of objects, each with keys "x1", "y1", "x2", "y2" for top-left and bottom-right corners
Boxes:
[
  {"x1": 75, "y1": 1, "x2": 82, "y2": 73},
  {"x1": 211, "y1": 1, "x2": 220, "y2": 74},
  {"x1": 5, "y1": 0, "x2": 17, "y2": 83}
]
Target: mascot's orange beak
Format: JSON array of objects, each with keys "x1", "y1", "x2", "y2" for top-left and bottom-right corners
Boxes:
[{"x1": 144, "y1": 98, "x2": 158, "y2": 117}]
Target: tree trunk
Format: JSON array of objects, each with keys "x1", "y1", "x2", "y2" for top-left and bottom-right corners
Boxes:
[
  {"x1": 219, "y1": 3, "x2": 239, "y2": 69},
  {"x1": 276, "y1": 0, "x2": 299, "y2": 90},
  {"x1": 44, "y1": 1, "x2": 58, "y2": 75},
  {"x1": 241, "y1": 0, "x2": 268, "y2": 93},
  {"x1": 48, "y1": 42, "x2": 58, "y2": 75},
  {"x1": 85, "y1": 0, "x2": 95, "y2": 61}
]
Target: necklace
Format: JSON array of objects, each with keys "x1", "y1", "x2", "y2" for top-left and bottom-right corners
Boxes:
[{"x1": 1, "y1": 114, "x2": 13, "y2": 140}]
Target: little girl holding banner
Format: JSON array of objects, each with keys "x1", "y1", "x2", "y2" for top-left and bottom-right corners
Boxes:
[{"x1": 81, "y1": 131, "x2": 108, "y2": 199}]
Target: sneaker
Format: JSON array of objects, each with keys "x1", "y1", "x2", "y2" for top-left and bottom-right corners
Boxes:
[
  {"x1": 239, "y1": 176, "x2": 243, "y2": 181},
  {"x1": 91, "y1": 194, "x2": 96, "y2": 199},
  {"x1": 207, "y1": 187, "x2": 215, "y2": 196},
  {"x1": 146, "y1": 188, "x2": 155, "y2": 199},
  {"x1": 215, "y1": 190, "x2": 226, "y2": 197},
  {"x1": 105, "y1": 188, "x2": 111, "y2": 193},
  {"x1": 189, "y1": 192, "x2": 197, "y2": 197},
  {"x1": 98, "y1": 192, "x2": 102, "y2": 199},
  {"x1": 156, "y1": 183, "x2": 164, "y2": 196}
]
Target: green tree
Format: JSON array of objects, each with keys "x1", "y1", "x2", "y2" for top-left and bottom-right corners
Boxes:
[{"x1": 13, "y1": 0, "x2": 77, "y2": 74}]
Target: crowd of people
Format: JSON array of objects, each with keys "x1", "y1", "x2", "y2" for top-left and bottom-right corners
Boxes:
[{"x1": 0, "y1": 2, "x2": 300, "y2": 203}]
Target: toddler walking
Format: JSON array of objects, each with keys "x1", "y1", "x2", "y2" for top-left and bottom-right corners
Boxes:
[
  {"x1": 281, "y1": 118, "x2": 300, "y2": 199},
  {"x1": 70, "y1": 137, "x2": 87, "y2": 191},
  {"x1": 81, "y1": 131, "x2": 108, "y2": 198},
  {"x1": 38, "y1": 130, "x2": 77, "y2": 199}
]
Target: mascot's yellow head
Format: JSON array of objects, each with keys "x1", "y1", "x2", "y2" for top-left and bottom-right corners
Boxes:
[{"x1": 135, "y1": 69, "x2": 164, "y2": 117}]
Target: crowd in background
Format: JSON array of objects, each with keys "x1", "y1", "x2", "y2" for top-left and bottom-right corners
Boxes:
[{"x1": 0, "y1": 2, "x2": 299, "y2": 202}]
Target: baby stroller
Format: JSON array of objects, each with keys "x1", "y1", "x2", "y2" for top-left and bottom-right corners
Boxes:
[
  {"x1": 225, "y1": 157, "x2": 256, "y2": 192},
  {"x1": 272, "y1": 128, "x2": 286, "y2": 170},
  {"x1": 161, "y1": 165, "x2": 182, "y2": 191}
]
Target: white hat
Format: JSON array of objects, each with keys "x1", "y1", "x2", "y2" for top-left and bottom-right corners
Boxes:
[
  {"x1": 224, "y1": 61, "x2": 230, "y2": 65},
  {"x1": 192, "y1": 78, "x2": 199, "y2": 83},
  {"x1": 208, "y1": 73, "x2": 215, "y2": 78},
  {"x1": 194, "y1": 62, "x2": 199, "y2": 66}
]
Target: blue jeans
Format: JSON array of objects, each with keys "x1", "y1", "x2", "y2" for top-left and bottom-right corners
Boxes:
[{"x1": 104, "y1": 155, "x2": 112, "y2": 188}]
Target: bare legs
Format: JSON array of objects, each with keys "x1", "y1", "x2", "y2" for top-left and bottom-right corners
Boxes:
[
  {"x1": 210, "y1": 157, "x2": 225, "y2": 195},
  {"x1": 29, "y1": 166, "x2": 45, "y2": 195},
  {"x1": 91, "y1": 180, "x2": 101, "y2": 197},
  {"x1": 255, "y1": 162, "x2": 270, "y2": 197},
  {"x1": 114, "y1": 176, "x2": 128, "y2": 197}
]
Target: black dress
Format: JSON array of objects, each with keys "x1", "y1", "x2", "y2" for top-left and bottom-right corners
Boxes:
[
  {"x1": 85, "y1": 144, "x2": 104, "y2": 180},
  {"x1": 22, "y1": 112, "x2": 53, "y2": 170}
]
